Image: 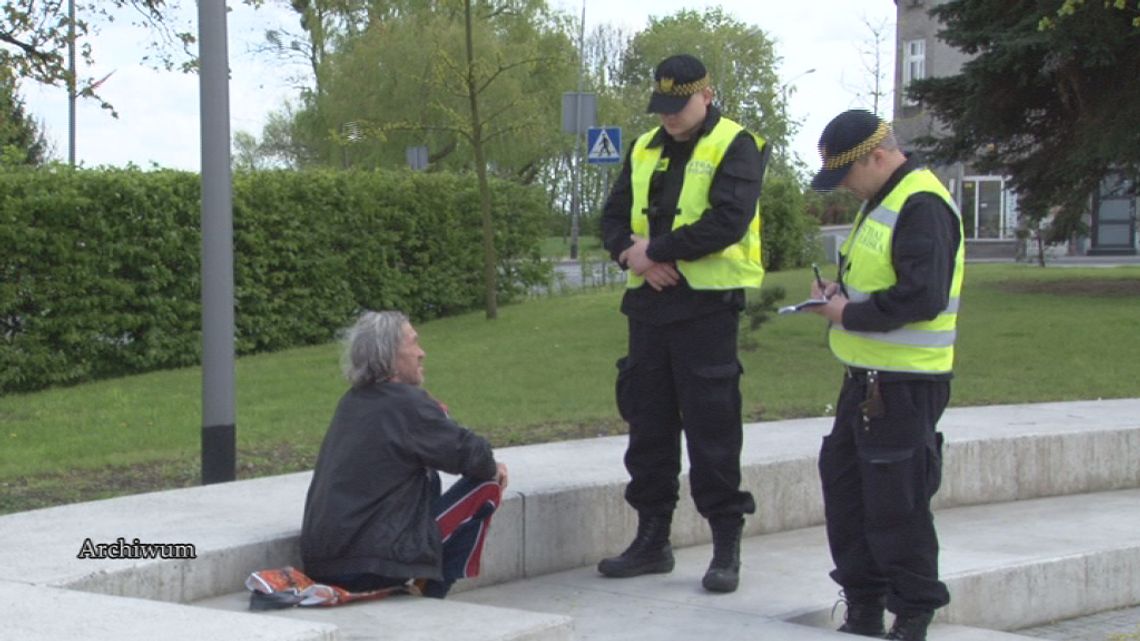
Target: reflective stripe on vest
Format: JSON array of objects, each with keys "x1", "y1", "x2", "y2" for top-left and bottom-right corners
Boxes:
[
  {"x1": 829, "y1": 168, "x2": 966, "y2": 374},
  {"x1": 627, "y1": 118, "x2": 765, "y2": 290}
]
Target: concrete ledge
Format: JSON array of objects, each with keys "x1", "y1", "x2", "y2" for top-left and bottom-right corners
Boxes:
[
  {"x1": 514, "y1": 398, "x2": 1140, "y2": 580},
  {"x1": 0, "y1": 399, "x2": 1137, "y2": 640},
  {"x1": 198, "y1": 590, "x2": 573, "y2": 641},
  {"x1": 1, "y1": 399, "x2": 1138, "y2": 601},
  {"x1": 0, "y1": 580, "x2": 337, "y2": 641},
  {"x1": 0, "y1": 473, "x2": 309, "y2": 602}
]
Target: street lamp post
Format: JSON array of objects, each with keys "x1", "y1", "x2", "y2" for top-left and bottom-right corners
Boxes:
[
  {"x1": 199, "y1": 0, "x2": 237, "y2": 485},
  {"x1": 778, "y1": 68, "x2": 816, "y2": 154},
  {"x1": 780, "y1": 68, "x2": 817, "y2": 118},
  {"x1": 67, "y1": 0, "x2": 76, "y2": 167}
]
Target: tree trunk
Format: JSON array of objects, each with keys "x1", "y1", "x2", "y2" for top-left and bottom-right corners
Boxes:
[{"x1": 464, "y1": 0, "x2": 497, "y2": 319}]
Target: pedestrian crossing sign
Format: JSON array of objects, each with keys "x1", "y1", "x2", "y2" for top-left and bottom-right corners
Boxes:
[{"x1": 587, "y1": 127, "x2": 622, "y2": 164}]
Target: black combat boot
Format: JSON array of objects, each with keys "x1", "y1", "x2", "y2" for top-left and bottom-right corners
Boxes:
[
  {"x1": 701, "y1": 514, "x2": 743, "y2": 593},
  {"x1": 597, "y1": 514, "x2": 674, "y2": 578},
  {"x1": 836, "y1": 594, "x2": 886, "y2": 637},
  {"x1": 884, "y1": 610, "x2": 933, "y2": 641}
]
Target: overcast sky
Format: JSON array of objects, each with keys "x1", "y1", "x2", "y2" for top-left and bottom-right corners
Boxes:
[{"x1": 21, "y1": 0, "x2": 896, "y2": 172}]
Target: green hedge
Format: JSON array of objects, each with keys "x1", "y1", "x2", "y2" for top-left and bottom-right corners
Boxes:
[{"x1": 0, "y1": 167, "x2": 549, "y2": 393}]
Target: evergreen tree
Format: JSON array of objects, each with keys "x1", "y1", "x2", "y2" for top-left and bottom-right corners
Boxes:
[
  {"x1": 909, "y1": 0, "x2": 1140, "y2": 244},
  {"x1": 0, "y1": 69, "x2": 50, "y2": 166}
]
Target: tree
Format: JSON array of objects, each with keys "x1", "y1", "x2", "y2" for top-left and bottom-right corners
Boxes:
[
  {"x1": 255, "y1": 103, "x2": 319, "y2": 169},
  {"x1": 618, "y1": 8, "x2": 788, "y2": 150},
  {"x1": 0, "y1": 1, "x2": 218, "y2": 114},
  {"x1": 2, "y1": 0, "x2": 287, "y2": 118},
  {"x1": 293, "y1": 1, "x2": 575, "y2": 176},
  {"x1": 259, "y1": 0, "x2": 375, "y2": 98},
  {"x1": 1041, "y1": 0, "x2": 1140, "y2": 30},
  {"x1": 909, "y1": 0, "x2": 1140, "y2": 253},
  {"x1": 451, "y1": 0, "x2": 575, "y2": 318},
  {"x1": 0, "y1": 68, "x2": 51, "y2": 166},
  {"x1": 291, "y1": 1, "x2": 575, "y2": 317},
  {"x1": 847, "y1": 16, "x2": 892, "y2": 117},
  {"x1": 232, "y1": 130, "x2": 268, "y2": 171}
]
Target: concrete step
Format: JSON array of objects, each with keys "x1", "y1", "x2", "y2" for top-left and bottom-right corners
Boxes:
[
  {"x1": 196, "y1": 589, "x2": 572, "y2": 641},
  {"x1": 3, "y1": 399, "x2": 1136, "y2": 605},
  {"x1": 2, "y1": 580, "x2": 338, "y2": 641},
  {"x1": 2, "y1": 399, "x2": 1137, "y2": 640},
  {"x1": 453, "y1": 489, "x2": 1140, "y2": 640}
]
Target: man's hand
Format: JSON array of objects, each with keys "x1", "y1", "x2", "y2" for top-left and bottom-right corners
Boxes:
[
  {"x1": 642, "y1": 263, "x2": 680, "y2": 290},
  {"x1": 806, "y1": 278, "x2": 846, "y2": 324},
  {"x1": 812, "y1": 279, "x2": 840, "y2": 301},
  {"x1": 807, "y1": 290, "x2": 848, "y2": 325},
  {"x1": 620, "y1": 234, "x2": 679, "y2": 291},
  {"x1": 622, "y1": 235, "x2": 654, "y2": 274},
  {"x1": 495, "y1": 463, "x2": 509, "y2": 490}
]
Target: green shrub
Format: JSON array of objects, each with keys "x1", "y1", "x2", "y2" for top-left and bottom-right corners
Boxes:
[
  {"x1": 759, "y1": 172, "x2": 821, "y2": 271},
  {"x1": 0, "y1": 166, "x2": 549, "y2": 393}
]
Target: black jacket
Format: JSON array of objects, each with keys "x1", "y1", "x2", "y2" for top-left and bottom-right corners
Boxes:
[{"x1": 301, "y1": 383, "x2": 497, "y2": 581}]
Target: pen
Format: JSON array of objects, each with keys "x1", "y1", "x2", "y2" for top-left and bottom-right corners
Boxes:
[{"x1": 812, "y1": 263, "x2": 827, "y2": 294}]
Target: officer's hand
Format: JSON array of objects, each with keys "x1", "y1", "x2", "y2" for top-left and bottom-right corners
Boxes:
[
  {"x1": 624, "y1": 235, "x2": 655, "y2": 275},
  {"x1": 811, "y1": 279, "x2": 840, "y2": 300},
  {"x1": 617, "y1": 247, "x2": 631, "y2": 270},
  {"x1": 808, "y1": 291, "x2": 848, "y2": 325},
  {"x1": 643, "y1": 262, "x2": 680, "y2": 291}
]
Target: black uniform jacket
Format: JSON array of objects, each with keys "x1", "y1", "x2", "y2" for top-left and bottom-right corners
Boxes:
[{"x1": 301, "y1": 383, "x2": 497, "y2": 581}]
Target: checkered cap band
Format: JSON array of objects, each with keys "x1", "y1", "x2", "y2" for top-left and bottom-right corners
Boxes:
[
  {"x1": 655, "y1": 75, "x2": 710, "y2": 97},
  {"x1": 820, "y1": 121, "x2": 892, "y2": 170}
]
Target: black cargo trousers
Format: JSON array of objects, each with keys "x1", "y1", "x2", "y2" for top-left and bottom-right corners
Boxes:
[
  {"x1": 819, "y1": 370, "x2": 951, "y2": 615},
  {"x1": 615, "y1": 309, "x2": 756, "y2": 519}
]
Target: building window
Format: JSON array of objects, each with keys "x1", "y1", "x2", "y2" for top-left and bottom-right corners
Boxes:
[
  {"x1": 902, "y1": 39, "x2": 926, "y2": 106},
  {"x1": 959, "y1": 176, "x2": 1017, "y2": 240}
]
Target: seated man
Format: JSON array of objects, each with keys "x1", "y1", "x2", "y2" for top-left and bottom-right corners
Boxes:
[{"x1": 301, "y1": 310, "x2": 509, "y2": 599}]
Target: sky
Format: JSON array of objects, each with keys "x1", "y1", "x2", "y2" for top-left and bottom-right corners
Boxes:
[{"x1": 21, "y1": 0, "x2": 896, "y2": 172}]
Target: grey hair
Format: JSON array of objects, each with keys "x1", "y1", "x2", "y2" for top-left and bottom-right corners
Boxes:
[
  {"x1": 877, "y1": 132, "x2": 900, "y2": 152},
  {"x1": 341, "y1": 310, "x2": 409, "y2": 388}
]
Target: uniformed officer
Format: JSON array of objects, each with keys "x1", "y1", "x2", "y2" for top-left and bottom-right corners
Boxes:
[
  {"x1": 597, "y1": 53, "x2": 770, "y2": 594},
  {"x1": 806, "y1": 109, "x2": 963, "y2": 641}
]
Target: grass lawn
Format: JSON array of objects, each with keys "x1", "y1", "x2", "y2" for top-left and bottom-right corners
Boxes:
[{"x1": 2, "y1": 263, "x2": 1138, "y2": 513}]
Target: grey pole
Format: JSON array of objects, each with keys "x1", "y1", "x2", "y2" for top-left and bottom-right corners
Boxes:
[
  {"x1": 569, "y1": 0, "x2": 586, "y2": 260},
  {"x1": 198, "y1": 0, "x2": 236, "y2": 484},
  {"x1": 68, "y1": 0, "x2": 76, "y2": 167}
]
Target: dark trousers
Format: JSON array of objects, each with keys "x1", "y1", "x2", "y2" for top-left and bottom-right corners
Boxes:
[
  {"x1": 616, "y1": 310, "x2": 755, "y2": 519},
  {"x1": 315, "y1": 476, "x2": 501, "y2": 599},
  {"x1": 819, "y1": 373, "x2": 951, "y2": 615}
]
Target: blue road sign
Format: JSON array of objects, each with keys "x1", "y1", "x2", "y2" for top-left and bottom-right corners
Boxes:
[{"x1": 587, "y1": 127, "x2": 622, "y2": 165}]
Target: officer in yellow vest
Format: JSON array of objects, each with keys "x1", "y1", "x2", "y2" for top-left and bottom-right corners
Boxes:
[
  {"x1": 806, "y1": 110, "x2": 963, "y2": 641},
  {"x1": 598, "y1": 54, "x2": 769, "y2": 594}
]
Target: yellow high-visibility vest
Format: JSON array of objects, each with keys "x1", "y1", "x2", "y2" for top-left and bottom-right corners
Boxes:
[
  {"x1": 829, "y1": 168, "x2": 965, "y2": 374},
  {"x1": 627, "y1": 118, "x2": 765, "y2": 290}
]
